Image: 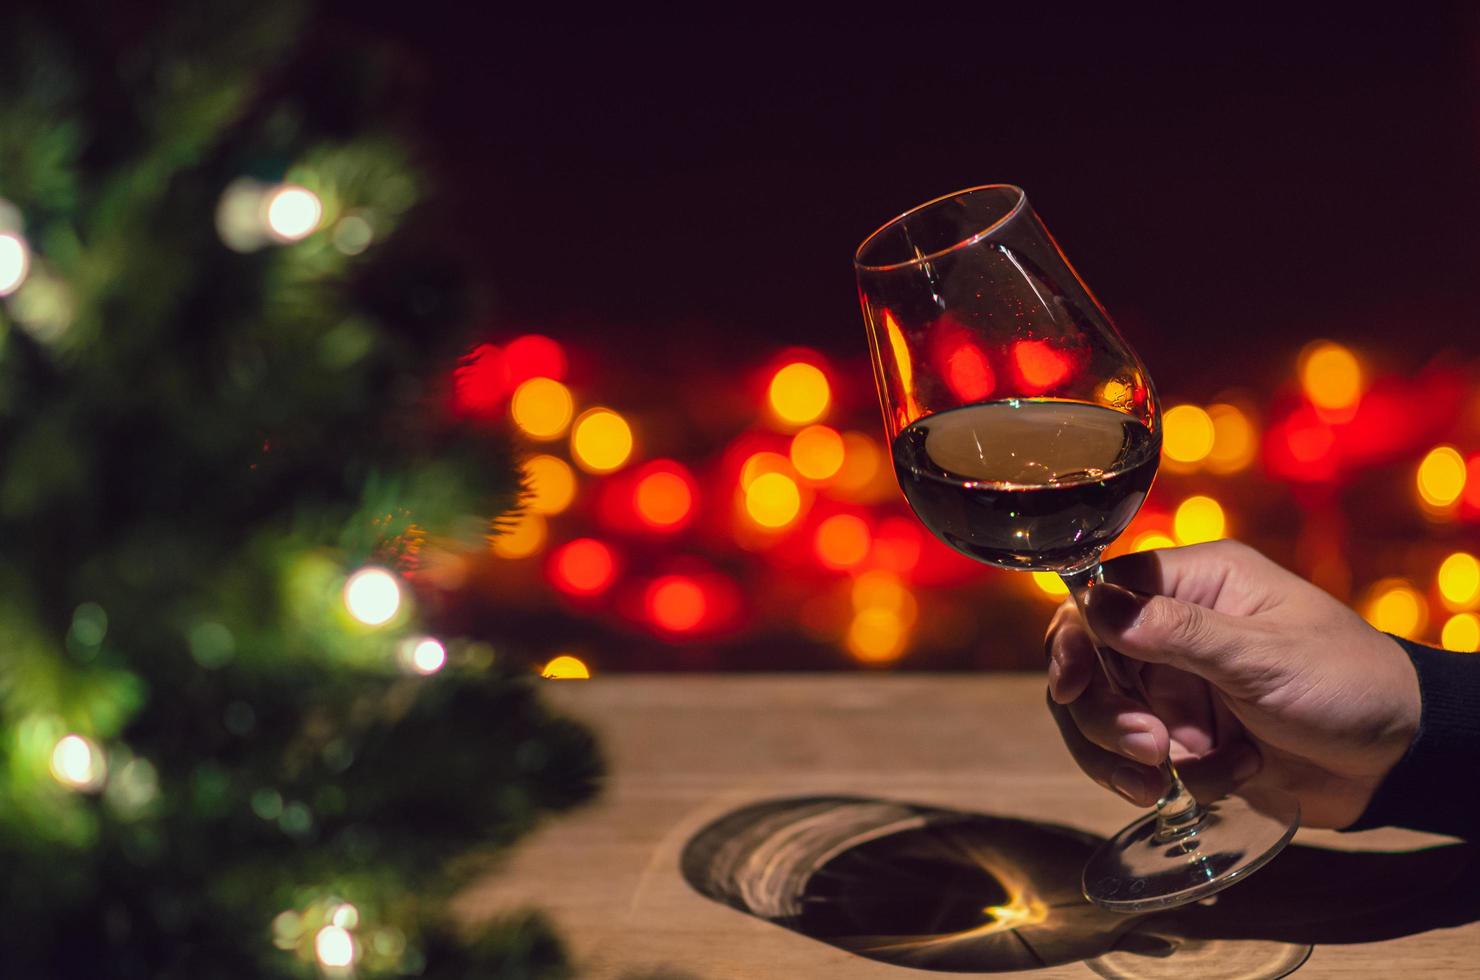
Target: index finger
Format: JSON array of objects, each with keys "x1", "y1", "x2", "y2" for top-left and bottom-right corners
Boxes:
[{"x1": 1099, "y1": 539, "x2": 1281, "y2": 610}]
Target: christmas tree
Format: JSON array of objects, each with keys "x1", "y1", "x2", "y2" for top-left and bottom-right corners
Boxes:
[{"x1": 0, "y1": 3, "x2": 600, "y2": 976}]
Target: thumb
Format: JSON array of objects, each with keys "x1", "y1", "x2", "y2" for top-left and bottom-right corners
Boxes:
[{"x1": 1084, "y1": 583, "x2": 1266, "y2": 693}]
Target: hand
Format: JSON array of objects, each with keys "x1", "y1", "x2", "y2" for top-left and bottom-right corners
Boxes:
[{"x1": 1045, "y1": 539, "x2": 1421, "y2": 829}]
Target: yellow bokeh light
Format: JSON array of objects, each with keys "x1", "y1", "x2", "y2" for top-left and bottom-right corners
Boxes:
[
  {"x1": 1206, "y1": 402, "x2": 1258, "y2": 474},
  {"x1": 343, "y1": 567, "x2": 401, "y2": 626},
  {"x1": 851, "y1": 569, "x2": 917, "y2": 623},
  {"x1": 846, "y1": 607, "x2": 908, "y2": 663},
  {"x1": 264, "y1": 184, "x2": 323, "y2": 242},
  {"x1": 0, "y1": 232, "x2": 31, "y2": 296},
  {"x1": 1162, "y1": 404, "x2": 1216, "y2": 464},
  {"x1": 1173, "y1": 496, "x2": 1226, "y2": 545},
  {"x1": 1364, "y1": 579, "x2": 1426, "y2": 639},
  {"x1": 769, "y1": 362, "x2": 830, "y2": 426},
  {"x1": 739, "y1": 451, "x2": 791, "y2": 490},
  {"x1": 490, "y1": 512, "x2": 547, "y2": 559},
  {"x1": 315, "y1": 925, "x2": 356, "y2": 968},
  {"x1": 1132, "y1": 531, "x2": 1177, "y2": 553},
  {"x1": 510, "y1": 378, "x2": 575, "y2": 440},
  {"x1": 1442, "y1": 613, "x2": 1480, "y2": 652},
  {"x1": 833, "y1": 432, "x2": 885, "y2": 496},
  {"x1": 1300, "y1": 340, "x2": 1362, "y2": 413},
  {"x1": 1031, "y1": 571, "x2": 1069, "y2": 597},
  {"x1": 1438, "y1": 552, "x2": 1480, "y2": 610},
  {"x1": 790, "y1": 424, "x2": 846, "y2": 481},
  {"x1": 525, "y1": 454, "x2": 576, "y2": 515},
  {"x1": 50, "y1": 734, "x2": 106, "y2": 791},
  {"x1": 330, "y1": 903, "x2": 360, "y2": 930},
  {"x1": 542, "y1": 654, "x2": 591, "y2": 679},
  {"x1": 1099, "y1": 377, "x2": 1131, "y2": 407},
  {"x1": 744, "y1": 471, "x2": 802, "y2": 529},
  {"x1": 570, "y1": 407, "x2": 634, "y2": 474},
  {"x1": 1417, "y1": 446, "x2": 1466, "y2": 509}
]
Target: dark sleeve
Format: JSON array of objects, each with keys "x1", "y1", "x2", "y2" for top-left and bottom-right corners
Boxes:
[{"x1": 1344, "y1": 636, "x2": 1480, "y2": 839}]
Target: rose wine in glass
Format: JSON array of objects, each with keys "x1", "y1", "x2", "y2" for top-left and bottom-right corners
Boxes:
[{"x1": 855, "y1": 185, "x2": 1298, "y2": 912}]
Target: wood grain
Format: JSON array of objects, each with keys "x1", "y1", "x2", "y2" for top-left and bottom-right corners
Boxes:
[{"x1": 456, "y1": 675, "x2": 1479, "y2": 978}]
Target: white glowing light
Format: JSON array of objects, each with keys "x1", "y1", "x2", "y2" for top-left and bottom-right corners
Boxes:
[
  {"x1": 314, "y1": 925, "x2": 356, "y2": 968},
  {"x1": 343, "y1": 567, "x2": 401, "y2": 626},
  {"x1": 264, "y1": 185, "x2": 323, "y2": 242},
  {"x1": 0, "y1": 232, "x2": 30, "y2": 296},
  {"x1": 50, "y1": 734, "x2": 106, "y2": 791},
  {"x1": 404, "y1": 637, "x2": 446, "y2": 675},
  {"x1": 330, "y1": 903, "x2": 360, "y2": 929}
]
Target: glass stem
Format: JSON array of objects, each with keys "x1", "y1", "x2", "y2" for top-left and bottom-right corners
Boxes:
[{"x1": 1060, "y1": 562, "x2": 1206, "y2": 842}]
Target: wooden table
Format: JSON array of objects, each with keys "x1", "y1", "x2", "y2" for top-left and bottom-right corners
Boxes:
[{"x1": 457, "y1": 675, "x2": 1480, "y2": 978}]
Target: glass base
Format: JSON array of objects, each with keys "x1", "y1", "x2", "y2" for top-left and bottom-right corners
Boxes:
[{"x1": 1082, "y1": 793, "x2": 1300, "y2": 913}]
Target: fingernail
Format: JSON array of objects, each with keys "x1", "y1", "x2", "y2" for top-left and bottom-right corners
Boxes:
[
  {"x1": 1088, "y1": 584, "x2": 1147, "y2": 634},
  {"x1": 1111, "y1": 766, "x2": 1152, "y2": 806},
  {"x1": 1232, "y1": 749, "x2": 1262, "y2": 783},
  {"x1": 1118, "y1": 730, "x2": 1161, "y2": 766}
]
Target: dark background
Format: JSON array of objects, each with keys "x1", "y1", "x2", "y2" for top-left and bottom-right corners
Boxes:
[{"x1": 337, "y1": 7, "x2": 1480, "y2": 401}]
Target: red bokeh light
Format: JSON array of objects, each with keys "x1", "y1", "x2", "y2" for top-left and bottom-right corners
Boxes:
[
  {"x1": 1465, "y1": 454, "x2": 1480, "y2": 513},
  {"x1": 870, "y1": 516, "x2": 923, "y2": 573},
  {"x1": 1012, "y1": 340, "x2": 1073, "y2": 393},
  {"x1": 550, "y1": 538, "x2": 616, "y2": 595},
  {"x1": 452, "y1": 344, "x2": 510, "y2": 417},
  {"x1": 647, "y1": 575, "x2": 707, "y2": 632},
  {"x1": 505, "y1": 334, "x2": 567, "y2": 384},
  {"x1": 814, "y1": 513, "x2": 872, "y2": 570},
  {"x1": 945, "y1": 341, "x2": 995, "y2": 401}
]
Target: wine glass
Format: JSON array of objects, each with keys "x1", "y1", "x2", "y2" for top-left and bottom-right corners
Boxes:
[{"x1": 854, "y1": 185, "x2": 1299, "y2": 912}]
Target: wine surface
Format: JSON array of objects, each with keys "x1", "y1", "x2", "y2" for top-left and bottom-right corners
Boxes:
[{"x1": 891, "y1": 400, "x2": 1159, "y2": 571}]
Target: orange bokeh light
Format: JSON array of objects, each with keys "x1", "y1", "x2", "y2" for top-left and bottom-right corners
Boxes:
[
  {"x1": 634, "y1": 463, "x2": 695, "y2": 530},
  {"x1": 647, "y1": 576, "x2": 707, "y2": 632},
  {"x1": 550, "y1": 538, "x2": 616, "y2": 595},
  {"x1": 739, "y1": 451, "x2": 791, "y2": 490},
  {"x1": 945, "y1": 341, "x2": 995, "y2": 401},
  {"x1": 790, "y1": 425, "x2": 845, "y2": 481},
  {"x1": 814, "y1": 514, "x2": 871, "y2": 570},
  {"x1": 1012, "y1": 340, "x2": 1072, "y2": 393}
]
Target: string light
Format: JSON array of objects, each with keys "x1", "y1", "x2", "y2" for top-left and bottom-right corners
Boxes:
[
  {"x1": 1442, "y1": 613, "x2": 1480, "y2": 652},
  {"x1": 525, "y1": 454, "x2": 577, "y2": 515},
  {"x1": 314, "y1": 925, "x2": 356, "y2": 969},
  {"x1": 490, "y1": 512, "x2": 547, "y2": 558},
  {"x1": 1437, "y1": 552, "x2": 1480, "y2": 610},
  {"x1": 510, "y1": 378, "x2": 574, "y2": 440},
  {"x1": 343, "y1": 567, "x2": 401, "y2": 626},
  {"x1": 542, "y1": 654, "x2": 591, "y2": 679},
  {"x1": 263, "y1": 184, "x2": 323, "y2": 242},
  {"x1": 1300, "y1": 340, "x2": 1362, "y2": 415},
  {"x1": 50, "y1": 734, "x2": 106, "y2": 791},
  {"x1": 744, "y1": 471, "x2": 802, "y2": 529},
  {"x1": 400, "y1": 637, "x2": 446, "y2": 675},
  {"x1": 1173, "y1": 496, "x2": 1226, "y2": 545},
  {"x1": 768, "y1": 362, "x2": 830, "y2": 426},
  {"x1": 1162, "y1": 405, "x2": 1215, "y2": 465},
  {"x1": 647, "y1": 576, "x2": 706, "y2": 632},
  {"x1": 1417, "y1": 446, "x2": 1466, "y2": 510},
  {"x1": 0, "y1": 231, "x2": 30, "y2": 296},
  {"x1": 1363, "y1": 579, "x2": 1426, "y2": 638},
  {"x1": 814, "y1": 514, "x2": 871, "y2": 570},
  {"x1": 570, "y1": 408, "x2": 634, "y2": 473}
]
